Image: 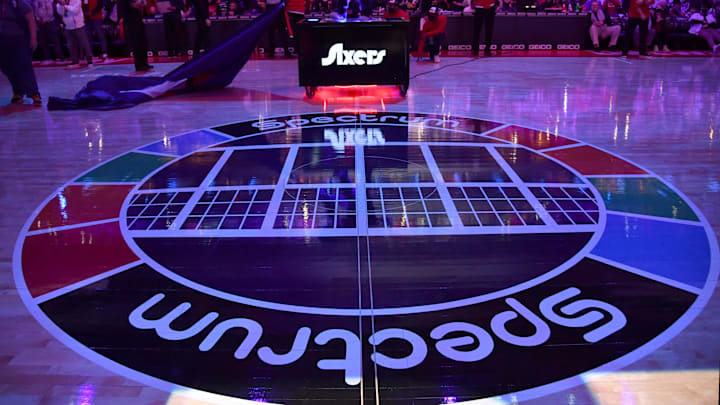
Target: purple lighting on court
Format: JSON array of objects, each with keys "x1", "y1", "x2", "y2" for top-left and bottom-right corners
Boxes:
[
  {"x1": 442, "y1": 396, "x2": 458, "y2": 404},
  {"x1": 77, "y1": 384, "x2": 95, "y2": 405}
]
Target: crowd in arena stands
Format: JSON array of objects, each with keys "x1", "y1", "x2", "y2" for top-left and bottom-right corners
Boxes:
[
  {"x1": 584, "y1": 0, "x2": 720, "y2": 54},
  {"x1": 15, "y1": 0, "x2": 720, "y2": 66}
]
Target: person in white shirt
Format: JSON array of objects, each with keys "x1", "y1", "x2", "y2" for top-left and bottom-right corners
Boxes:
[
  {"x1": 56, "y1": 0, "x2": 93, "y2": 67},
  {"x1": 688, "y1": 10, "x2": 720, "y2": 53},
  {"x1": 588, "y1": 0, "x2": 620, "y2": 51}
]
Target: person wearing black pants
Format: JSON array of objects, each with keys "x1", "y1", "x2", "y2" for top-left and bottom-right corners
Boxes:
[
  {"x1": 162, "y1": 0, "x2": 187, "y2": 56},
  {"x1": 0, "y1": 0, "x2": 41, "y2": 105},
  {"x1": 119, "y1": 0, "x2": 152, "y2": 71},
  {"x1": 471, "y1": 0, "x2": 496, "y2": 56},
  {"x1": 622, "y1": 0, "x2": 651, "y2": 56},
  {"x1": 190, "y1": 0, "x2": 210, "y2": 56},
  {"x1": 265, "y1": 0, "x2": 289, "y2": 57}
]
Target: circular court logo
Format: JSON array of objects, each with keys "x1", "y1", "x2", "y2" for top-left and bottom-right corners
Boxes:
[{"x1": 14, "y1": 113, "x2": 718, "y2": 404}]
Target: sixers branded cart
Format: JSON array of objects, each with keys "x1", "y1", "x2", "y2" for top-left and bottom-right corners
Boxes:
[{"x1": 297, "y1": 18, "x2": 410, "y2": 98}]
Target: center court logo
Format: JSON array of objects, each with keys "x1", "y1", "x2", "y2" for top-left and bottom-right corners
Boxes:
[
  {"x1": 14, "y1": 112, "x2": 718, "y2": 404},
  {"x1": 321, "y1": 43, "x2": 387, "y2": 66}
]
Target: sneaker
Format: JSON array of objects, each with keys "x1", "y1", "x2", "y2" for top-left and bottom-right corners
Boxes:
[
  {"x1": 662, "y1": 45, "x2": 671, "y2": 52},
  {"x1": 102, "y1": 53, "x2": 109, "y2": 60},
  {"x1": 653, "y1": 45, "x2": 659, "y2": 52},
  {"x1": 11, "y1": 93, "x2": 23, "y2": 104},
  {"x1": 31, "y1": 94, "x2": 42, "y2": 107},
  {"x1": 432, "y1": 55, "x2": 440, "y2": 63}
]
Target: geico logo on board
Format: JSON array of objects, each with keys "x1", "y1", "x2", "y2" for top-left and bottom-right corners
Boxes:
[
  {"x1": 323, "y1": 128, "x2": 386, "y2": 152},
  {"x1": 321, "y1": 43, "x2": 387, "y2": 66},
  {"x1": 501, "y1": 44, "x2": 526, "y2": 50},
  {"x1": 129, "y1": 287, "x2": 627, "y2": 386},
  {"x1": 557, "y1": 44, "x2": 581, "y2": 50},
  {"x1": 529, "y1": 44, "x2": 553, "y2": 50},
  {"x1": 448, "y1": 44, "x2": 473, "y2": 50}
]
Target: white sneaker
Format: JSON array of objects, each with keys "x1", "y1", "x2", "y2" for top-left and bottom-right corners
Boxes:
[
  {"x1": 653, "y1": 45, "x2": 659, "y2": 52},
  {"x1": 433, "y1": 55, "x2": 440, "y2": 63},
  {"x1": 662, "y1": 45, "x2": 670, "y2": 52}
]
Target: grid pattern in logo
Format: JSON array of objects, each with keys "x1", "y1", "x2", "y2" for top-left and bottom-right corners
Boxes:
[
  {"x1": 448, "y1": 186, "x2": 544, "y2": 227},
  {"x1": 366, "y1": 186, "x2": 450, "y2": 228},
  {"x1": 273, "y1": 187, "x2": 357, "y2": 229},
  {"x1": 182, "y1": 188, "x2": 273, "y2": 230},
  {"x1": 126, "y1": 192, "x2": 192, "y2": 230},
  {"x1": 529, "y1": 186, "x2": 599, "y2": 225}
]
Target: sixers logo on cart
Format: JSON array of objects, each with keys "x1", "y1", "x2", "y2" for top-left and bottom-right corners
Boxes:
[{"x1": 14, "y1": 113, "x2": 718, "y2": 404}]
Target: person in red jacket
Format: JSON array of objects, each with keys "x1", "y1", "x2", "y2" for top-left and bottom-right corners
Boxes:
[
  {"x1": 471, "y1": 0, "x2": 495, "y2": 56},
  {"x1": 383, "y1": 0, "x2": 408, "y2": 19},
  {"x1": 622, "y1": 0, "x2": 653, "y2": 56},
  {"x1": 419, "y1": 6, "x2": 446, "y2": 62},
  {"x1": 85, "y1": 0, "x2": 109, "y2": 59}
]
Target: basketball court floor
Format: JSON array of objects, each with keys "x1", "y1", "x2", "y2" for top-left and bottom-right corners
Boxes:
[{"x1": 1, "y1": 55, "x2": 719, "y2": 405}]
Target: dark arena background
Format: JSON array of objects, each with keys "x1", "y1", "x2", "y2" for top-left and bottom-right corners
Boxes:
[{"x1": 1, "y1": 0, "x2": 719, "y2": 404}]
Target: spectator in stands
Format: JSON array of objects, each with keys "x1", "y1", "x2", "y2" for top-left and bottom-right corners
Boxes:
[
  {"x1": 85, "y1": 0, "x2": 109, "y2": 59},
  {"x1": 689, "y1": 9, "x2": 720, "y2": 52},
  {"x1": 1, "y1": 0, "x2": 41, "y2": 105},
  {"x1": 189, "y1": 0, "x2": 210, "y2": 55},
  {"x1": 603, "y1": 0, "x2": 620, "y2": 15},
  {"x1": 161, "y1": 0, "x2": 187, "y2": 56},
  {"x1": 384, "y1": 0, "x2": 409, "y2": 17},
  {"x1": 588, "y1": 0, "x2": 621, "y2": 50},
  {"x1": 433, "y1": 0, "x2": 450, "y2": 8},
  {"x1": 651, "y1": 0, "x2": 671, "y2": 51},
  {"x1": 471, "y1": 0, "x2": 495, "y2": 56},
  {"x1": 622, "y1": 0, "x2": 653, "y2": 56},
  {"x1": 669, "y1": 0, "x2": 683, "y2": 15},
  {"x1": 419, "y1": 6, "x2": 446, "y2": 62},
  {"x1": 57, "y1": 0, "x2": 94, "y2": 67},
  {"x1": 118, "y1": 0, "x2": 152, "y2": 71},
  {"x1": 33, "y1": 0, "x2": 64, "y2": 61}
]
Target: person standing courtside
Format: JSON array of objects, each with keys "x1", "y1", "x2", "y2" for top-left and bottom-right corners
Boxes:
[
  {"x1": 118, "y1": 0, "x2": 152, "y2": 71},
  {"x1": 57, "y1": 0, "x2": 94, "y2": 67},
  {"x1": 265, "y1": 0, "x2": 290, "y2": 57},
  {"x1": 471, "y1": 0, "x2": 495, "y2": 56},
  {"x1": 85, "y1": 0, "x2": 109, "y2": 59},
  {"x1": 0, "y1": 0, "x2": 42, "y2": 105},
  {"x1": 189, "y1": 0, "x2": 210, "y2": 56},
  {"x1": 161, "y1": 0, "x2": 187, "y2": 56},
  {"x1": 622, "y1": 0, "x2": 653, "y2": 56},
  {"x1": 32, "y1": 0, "x2": 64, "y2": 61}
]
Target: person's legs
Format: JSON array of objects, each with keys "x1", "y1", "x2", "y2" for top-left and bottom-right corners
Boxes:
[
  {"x1": 77, "y1": 26, "x2": 94, "y2": 63},
  {"x1": 15, "y1": 36, "x2": 40, "y2": 97},
  {"x1": 0, "y1": 37, "x2": 24, "y2": 97},
  {"x1": 426, "y1": 34, "x2": 439, "y2": 60},
  {"x1": 194, "y1": 20, "x2": 210, "y2": 56},
  {"x1": 66, "y1": 29, "x2": 81, "y2": 64},
  {"x1": 590, "y1": 25, "x2": 600, "y2": 47},
  {"x1": 125, "y1": 18, "x2": 148, "y2": 70},
  {"x1": 471, "y1": 8, "x2": 484, "y2": 55},
  {"x1": 47, "y1": 21, "x2": 64, "y2": 59},
  {"x1": 38, "y1": 22, "x2": 52, "y2": 60},
  {"x1": 608, "y1": 25, "x2": 621, "y2": 47},
  {"x1": 91, "y1": 20, "x2": 109, "y2": 56},
  {"x1": 623, "y1": 17, "x2": 639, "y2": 55},
  {"x1": 638, "y1": 18, "x2": 648, "y2": 54},
  {"x1": 483, "y1": 6, "x2": 495, "y2": 54}
]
